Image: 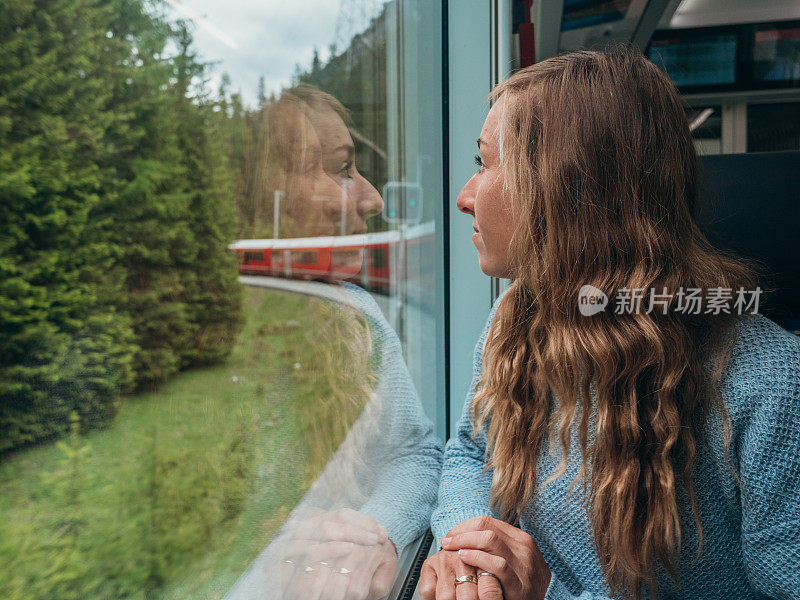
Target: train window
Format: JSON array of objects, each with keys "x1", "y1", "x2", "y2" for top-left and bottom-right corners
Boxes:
[
  {"x1": 561, "y1": 0, "x2": 632, "y2": 32},
  {"x1": 649, "y1": 31, "x2": 738, "y2": 88},
  {"x1": 330, "y1": 248, "x2": 362, "y2": 267},
  {"x1": 649, "y1": 20, "x2": 800, "y2": 94},
  {"x1": 0, "y1": 0, "x2": 446, "y2": 598},
  {"x1": 291, "y1": 250, "x2": 319, "y2": 264},
  {"x1": 753, "y1": 23, "x2": 800, "y2": 85},
  {"x1": 748, "y1": 102, "x2": 800, "y2": 152},
  {"x1": 243, "y1": 251, "x2": 265, "y2": 264},
  {"x1": 370, "y1": 247, "x2": 386, "y2": 269}
]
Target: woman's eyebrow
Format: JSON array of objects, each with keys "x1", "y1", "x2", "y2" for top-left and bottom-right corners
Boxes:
[{"x1": 331, "y1": 144, "x2": 355, "y2": 159}]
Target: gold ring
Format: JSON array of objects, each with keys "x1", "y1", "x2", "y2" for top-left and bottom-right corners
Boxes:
[{"x1": 455, "y1": 575, "x2": 478, "y2": 585}]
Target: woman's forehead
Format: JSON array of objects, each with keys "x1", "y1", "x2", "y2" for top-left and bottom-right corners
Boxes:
[
  {"x1": 307, "y1": 106, "x2": 351, "y2": 149},
  {"x1": 480, "y1": 97, "x2": 505, "y2": 148}
]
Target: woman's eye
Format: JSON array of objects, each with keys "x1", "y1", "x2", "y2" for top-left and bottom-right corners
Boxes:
[
  {"x1": 339, "y1": 162, "x2": 354, "y2": 178},
  {"x1": 474, "y1": 154, "x2": 485, "y2": 170}
]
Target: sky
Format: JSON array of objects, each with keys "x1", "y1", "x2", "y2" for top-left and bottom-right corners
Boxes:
[{"x1": 161, "y1": 0, "x2": 384, "y2": 108}]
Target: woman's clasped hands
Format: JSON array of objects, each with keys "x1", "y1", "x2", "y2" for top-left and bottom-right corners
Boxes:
[{"x1": 419, "y1": 516, "x2": 551, "y2": 600}]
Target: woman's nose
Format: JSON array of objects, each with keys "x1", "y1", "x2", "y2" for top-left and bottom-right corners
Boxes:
[
  {"x1": 352, "y1": 173, "x2": 384, "y2": 220},
  {"x1": 456, "y1": 175, "x2": 477, "y2": 216}
]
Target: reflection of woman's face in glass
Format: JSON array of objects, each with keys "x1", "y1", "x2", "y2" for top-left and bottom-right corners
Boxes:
[
  {"x1": 305, "y1": 105, "x2": 384, "y2": 235},
  {"x1": 279, "y1": 103, "x2": 383, "y2": 242}
]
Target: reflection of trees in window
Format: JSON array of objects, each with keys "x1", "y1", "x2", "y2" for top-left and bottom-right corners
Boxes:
[{"x1": 297, "y1": 5, "x2": 389, "y2": 233}]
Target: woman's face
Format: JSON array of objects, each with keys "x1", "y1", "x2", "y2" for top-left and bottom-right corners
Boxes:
[
  {"x1": 282, "y1": 104, "x2": 383, "y2": 245},
  {"x1": 456, "y1": 97, "x2": 514, "y2": 278}
]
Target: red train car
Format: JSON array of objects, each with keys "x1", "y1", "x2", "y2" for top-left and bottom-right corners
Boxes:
[
  {"x1": 229, "y1": 230, "x2": 395, "y2": 292},
  {"x1": 229, "y1": 222, "x2": 435, "y2": 297}
]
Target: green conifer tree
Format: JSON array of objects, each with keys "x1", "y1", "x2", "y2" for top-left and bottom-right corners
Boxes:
[{"x1": 0, "y1": 0, "x2": 136, "y2": 451}]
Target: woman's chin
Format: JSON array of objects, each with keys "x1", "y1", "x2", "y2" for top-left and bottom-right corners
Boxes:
[
  {"x1": 479, "y1": 264, "x2": 501, "y2": 278},
  {"x1": 478, "y1": 254, "x2": 495, "y2": 276},
  {"x1": 478, "y1": 256, "x2": 511, "y2": 279}
]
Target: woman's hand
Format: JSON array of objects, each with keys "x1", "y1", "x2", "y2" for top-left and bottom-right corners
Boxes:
[
  {"x1": 288, "y1": 507, "x2": 389, "y2": 546},
  {"x1": 279, "y1": 508, "x2": 398, "y2": 600},
  {"x1": 419, "y1": 548, "x2": 504, "y2": 600},
  {"x1": 439, "y1": 515, "x2": 551, "y2": 600}
]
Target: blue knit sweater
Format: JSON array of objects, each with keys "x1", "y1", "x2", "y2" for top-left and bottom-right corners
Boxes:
[{"x1": 431, "y1": 289, "x2": 800, "y2": 599}]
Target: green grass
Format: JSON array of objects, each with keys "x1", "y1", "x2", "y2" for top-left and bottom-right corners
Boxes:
[{"x1": 0, "y1": 285, "x2": 372, "y2": 600}]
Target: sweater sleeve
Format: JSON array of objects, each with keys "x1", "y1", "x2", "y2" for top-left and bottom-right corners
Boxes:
[
  {"x1": 430, "y1": 291, "x2": 508, "y2": 548},
  {"x1": 738, "y1": 379, "x2": 800, "y2": 596}
]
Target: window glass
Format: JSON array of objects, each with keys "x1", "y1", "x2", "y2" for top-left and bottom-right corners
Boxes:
[
  {"x1": 649, "y1": 32, "x2": 738, "y2": 87},
  {"x1": 370, "y1": 247, "x2": 387, "y2": 269},
  {"x1": 291, "y1": 250, "x2": 321, "y2": 265},
  {"x1": 748, "y1": 102, "x2": 800, "y2": 152},
  {"x1": 650, "y1": 22, "x2": 800, "y2": 92},
  {"x1": 753, "y1": 24, "x2": 800, "y2": 84},
  {"x1": 561, "y1": 0, "x2": 633, "y2": 31},
  {"x1": 244, "y1": 251, "x2": 265, "y2": 264},
  {"x1": 0, "y1": 1, "x2": 445, "y2": 598}
]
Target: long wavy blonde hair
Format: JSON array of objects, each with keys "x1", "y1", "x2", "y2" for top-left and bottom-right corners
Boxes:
[{"x1": 471, "y1": 49, "x2": 759, "y2": 599}]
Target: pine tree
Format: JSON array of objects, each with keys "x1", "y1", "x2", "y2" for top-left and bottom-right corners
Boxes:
[
  {"x1": 169, "y1": 21, "x2": 242, "y2": 367},
  {"x1": 0, "y1": 0, "x2": 243, "y2": 450},
  {"x1": 96, "y1": 4, "x2": 199, "y2": 389},
  {"x1": 257, "y1": 74, "x2": 267, "y2": 109},
  {"x1": 0, "y1": 0, "x2": 136, "y2": 451}
]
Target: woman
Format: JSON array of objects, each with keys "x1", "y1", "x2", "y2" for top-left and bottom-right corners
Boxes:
[{"x1": 422, "y1": 49, "x2": 800, "y2": 600}]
